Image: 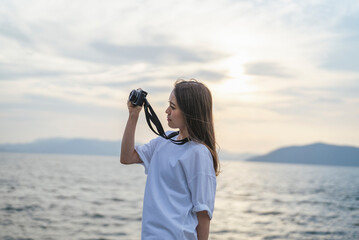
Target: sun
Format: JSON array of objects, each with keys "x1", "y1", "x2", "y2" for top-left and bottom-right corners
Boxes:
[{"x1": 217, "y1": 56, "x2": 257, "y2": 96}]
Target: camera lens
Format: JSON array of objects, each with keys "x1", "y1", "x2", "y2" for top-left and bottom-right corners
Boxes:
[{"x1": 129, "y1": 90, "x2": 138, "y2": 103}]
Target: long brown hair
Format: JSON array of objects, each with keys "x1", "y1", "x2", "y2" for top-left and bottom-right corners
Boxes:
[{"x1": 174, "y1": 79, "x2": 220, "y2": 176}]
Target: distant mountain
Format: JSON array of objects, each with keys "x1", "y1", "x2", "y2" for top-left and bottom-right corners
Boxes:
[
  {"x1": 0, "y1": 138, "x2": 121, "y2": 156},
  {"x1": 0, "y1": 138, "x2": 248, "y2": 160},
  {"x1": 246, "y1": 142, "x2": 359, "y2": 166},
  {"x1": 3, "y1": 139, "x2": 357, "y2": 166}
]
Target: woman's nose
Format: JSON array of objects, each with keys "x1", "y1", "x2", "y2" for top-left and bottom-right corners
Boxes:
[{"x1": 165, "y1": 107, "x2": 170, "y2": 114}]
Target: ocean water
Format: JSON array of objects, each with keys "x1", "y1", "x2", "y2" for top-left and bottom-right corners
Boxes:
[{"x1": 0, "y1": 152, "x2": 358, "y2": 240}]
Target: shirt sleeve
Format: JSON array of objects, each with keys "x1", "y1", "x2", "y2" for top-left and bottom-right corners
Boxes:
[
  {"x1": 188, "y1": 173, "x2": 216, "y2": 219},
  {"x1": 135, "y1": 136, "x2": 161, "y2": 174},
  {"x1": 185, "y1": 145, "x2": 217, "y2": 219}
]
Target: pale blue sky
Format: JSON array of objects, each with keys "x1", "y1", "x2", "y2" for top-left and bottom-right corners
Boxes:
[{"x1": 1, "y1": 0, "x2": 358, "y2": 154}]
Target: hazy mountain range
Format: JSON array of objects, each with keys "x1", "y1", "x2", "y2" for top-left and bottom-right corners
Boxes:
[
  {"x1": 0, "y1": 138, "x2": 358, "y2": 166},
  {"x1": 0, "y1": 138, "x2": 252, "y2": 160},
  {"x1": 0, "y1": 138, "x2": 121, "y2": 156},
  {"x1": 247, "y1": 142, "x2": 359, "y2": 166}
]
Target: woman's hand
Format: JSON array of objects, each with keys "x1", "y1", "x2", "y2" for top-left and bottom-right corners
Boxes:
[
  {"x1": 127, "y1": 100, "x2": 143, "y2": 115},
  {"x1": 127, "y1": 88, "x2": 144, "y2": 116}
]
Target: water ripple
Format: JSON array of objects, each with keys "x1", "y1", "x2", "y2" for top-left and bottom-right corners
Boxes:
[{"x1": 1, "y1": 153, "x2": 359, "y2": 240}]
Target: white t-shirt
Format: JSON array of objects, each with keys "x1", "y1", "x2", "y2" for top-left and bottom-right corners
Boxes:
[{"x1": 135, "y1": 134, "x2": 216, "y2": 240}]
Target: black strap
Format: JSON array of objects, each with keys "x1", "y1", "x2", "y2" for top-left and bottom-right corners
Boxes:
[{"x1": 143, "y1": 99, "x2": 188, "y2": 145}]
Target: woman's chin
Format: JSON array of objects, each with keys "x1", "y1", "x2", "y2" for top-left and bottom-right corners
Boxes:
[{"x1": 168, "y1": 124, "x2": 177, "y2": 129}]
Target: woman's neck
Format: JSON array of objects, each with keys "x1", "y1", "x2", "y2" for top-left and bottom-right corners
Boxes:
[{"x1": 178, "y1": 128, "x2": 188, "y2": 140}]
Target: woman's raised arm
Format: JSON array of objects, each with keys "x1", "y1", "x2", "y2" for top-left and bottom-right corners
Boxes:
[{"x1": 120, "y1": 101, "x2": 142, "y2": 165}]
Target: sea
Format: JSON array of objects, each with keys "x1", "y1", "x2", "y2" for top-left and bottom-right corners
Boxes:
[{"x1": 0, "y1": 152, "x2": 358, "y2": 240}]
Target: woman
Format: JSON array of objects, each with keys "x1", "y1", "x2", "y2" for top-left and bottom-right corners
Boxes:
[{"x1": 120, "y1": 79, "x2": 219, "y2": 240}]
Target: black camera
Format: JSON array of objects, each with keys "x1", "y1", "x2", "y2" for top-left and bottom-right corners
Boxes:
[{"x1": 128, "y1": 89, "x2": 148, "y2": 106}]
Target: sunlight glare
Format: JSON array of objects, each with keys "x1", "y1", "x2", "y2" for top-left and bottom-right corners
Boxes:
[{"x1": 216, "y1": 55, "x2": 258, "y2": 102}]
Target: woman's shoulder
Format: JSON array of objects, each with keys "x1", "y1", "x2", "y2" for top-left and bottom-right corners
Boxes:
[
  {"x1": 185, "y1": 141, "x2": 212, "y2": 162},
  {"x1": 181, "y1": 141, "x2": 215, "y2": 176},
  {"x1": 188, "y1": 140, "x2": 210, "y2": 151}
]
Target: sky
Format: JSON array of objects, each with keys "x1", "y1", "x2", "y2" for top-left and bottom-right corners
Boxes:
[{"x1": 1, "y1": 0, "x2": 359, "y2": 154}]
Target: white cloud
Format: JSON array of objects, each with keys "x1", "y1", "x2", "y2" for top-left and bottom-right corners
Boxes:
[{"x1": 1, "y1": 0, "x2": 359, "y2": 152}]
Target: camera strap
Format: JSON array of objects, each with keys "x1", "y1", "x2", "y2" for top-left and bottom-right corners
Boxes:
[{"x1": 143, "y1": 99, "x2": 188, "y2": 145}]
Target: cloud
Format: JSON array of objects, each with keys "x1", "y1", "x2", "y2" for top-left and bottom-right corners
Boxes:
[
  {"x1": 318, "y1": 9, "x2": 359, "y2": 72},
  {"x1": 272, "y1": 82, "x2": 359, "y2": 104},
  {"x1": 1, "y1": 0, "x2": 359, "y2": 152},
  {"x1": 180, "y1": 70, "x2": 227, "y2": 82},
  {"x1": 103, "y1": 77, "x2": 150, "y2": 89},
  {"x1": 243, "y1": 62, "x2": 292, "y2": 78},
  {"x1": 256, "y1": 83, "x2": 359, "y2": 119},
  {"x1": 60, "y1": 41, "x2": 225, "y2": 66},
  {"x1": 0, "y1": 21, "x2": 32, "y2": 45},
  {"x1": 322, "y1": 34, "x2": 359, "y2": 72},
  {"x1": 314, "y1": 97, "x2": 343, "y2": 104},
  {"x1": 0, "y1": 66, "x2": 63, "y2": 81},
  {"x1": 314, "y1": 85, "x2": 359, "y2": 99},
  {"x1": 16, "y1": 93, "x2": 117, "y2": 115}
]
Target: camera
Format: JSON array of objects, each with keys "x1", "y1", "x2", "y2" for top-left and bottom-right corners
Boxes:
[{"x1": 128, "y1": 89, "x2": 148, "y2": 106}]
